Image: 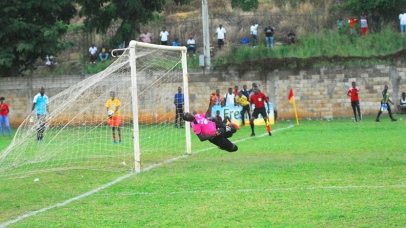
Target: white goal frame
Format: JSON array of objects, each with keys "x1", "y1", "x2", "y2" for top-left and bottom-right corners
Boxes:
[{"x1": 128, "y1": 41, "x2": 191, "y2": 173}]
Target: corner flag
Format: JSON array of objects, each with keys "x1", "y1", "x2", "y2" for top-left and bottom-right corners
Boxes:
[
  {"x1": 288, "y1": 88, "x2": 294, "y2": 103},
  {"x1": 288, "y1": 88, "x2": 299, "y2": 125}
]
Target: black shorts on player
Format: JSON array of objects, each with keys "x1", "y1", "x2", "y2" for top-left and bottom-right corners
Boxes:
[{"x1": 252, "y1": 107, "x2": 268, "y2": 119}]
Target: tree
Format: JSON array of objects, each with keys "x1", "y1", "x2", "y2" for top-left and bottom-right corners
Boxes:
[
  {"x1": 0, "y1": 0, "x2": 76, "y2": 77},
  {"x1": 335, "y1": 0, "x2": 406, "y2": 22},
  {"x1": 76, "y1": 0, "x2": 166, "y2": 48},
  {"x1": 231, "y1": 0, "x2": 259, "y2": 12}
]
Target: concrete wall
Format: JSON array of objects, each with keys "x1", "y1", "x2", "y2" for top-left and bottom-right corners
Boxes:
[{"x1": 1, "y1": 65, "x2": 406, "y2": 126}]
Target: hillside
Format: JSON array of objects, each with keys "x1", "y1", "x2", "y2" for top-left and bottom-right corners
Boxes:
[{"x1": 32, "y1": 0, "x2": 341, "y2": 76}]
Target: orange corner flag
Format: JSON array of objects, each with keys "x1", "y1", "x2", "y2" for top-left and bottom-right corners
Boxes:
[{"x1": 288, "y1": 88, "x2": 294, "y2": 103}]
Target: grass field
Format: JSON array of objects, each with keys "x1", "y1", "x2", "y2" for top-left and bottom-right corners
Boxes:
[{"x1": 0, "y1": 115, "x2": 405, "y2": 227}]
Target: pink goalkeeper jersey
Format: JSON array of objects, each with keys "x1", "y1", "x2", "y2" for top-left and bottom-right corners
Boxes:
[{"x1": 191, "y1": 113, "x2": 217, "y2": 137}]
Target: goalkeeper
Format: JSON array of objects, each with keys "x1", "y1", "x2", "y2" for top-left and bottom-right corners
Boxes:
[
  {"x1": 105, "y1": 91, "x2": 122, "y2": 143},
  {"x1": 183, "y1": 97, "x2": 238, "y2": 152}
]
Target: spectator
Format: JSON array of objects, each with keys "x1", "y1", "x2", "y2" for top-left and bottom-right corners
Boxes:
[
  {"x1": 360, "y1": 14, "x2": 368, "y2": 36},
  {"x1": 45, "y1": 55, "x2": 57, "y2": 68},
  {"x1": 172, "y1": 38, "x2": 181, "y2": 46},
  {"x1": 236, "y1": 91, "x2": 251, "y2": 126},
  {"x1": 399, "y1": 92, "x2": 406, "y2": 113},
  {"x1": 240, "y1": 84, "x2": 250, "y2": 99},
  {"x1": 250, "y1": 23, "x2": 259, "y2": 47},
  {"x1": 89, "y1": 44, "x2": 98, "y2": 64},
  {"x1": 119, "y1": 41, "x2": 126, "y2": 49},
  {"x1": 224, "y1": 87, "x2": 236, "y2": 107},
  {"x1": 140, "y1": 31, "x2": 152, "y2": 43},
  {"x1": 99, "y1": 45, "x2": 109, "y2": 62},
  {"x1": 376, "y1": 84, "x2": 396, "y2": 122},
  {"x1": 214, "y1": 24, "x2": 226, "y2": 50},
  {"x1": 174, "y1": 86, "x2": 184, "y2": 128},
  {"x1": 211, "y1": 89, "x2": 224, "y2": 106},
  {"x1": 399, "y1": 10, "x2": 406, "y2": 34},
  {"x1": 371, "y1": 11, "x2": 380, "y2": 33},
  {"x1": 337, "y1": 15, "x2": 345, "y2": 28},
  {"x1": 233, "y1": 86, "x2": 239, "y2": 96},
  {"x1": 264, "y1": 25, "x2": 275, "y2": 48},
  {"x1": 287, "y1": 30, "x2": 296, "y2": 44},
  {"x1": 348, "y1": 16, "x2": 357, "y2": 35},
  {"x1": 0, "y1": 97, "x2": 12, "y2": 137},
  {"x1": 32, "y1": 86, "x2": 49, "y2": 141},
  {"x1": 213, "y1": 110, "x2": 231, "y2": 125},
  {"x1": 160, "y1": 27, "x2": 169, "y2": 45},
  {"x1": 187, "y1": 35, "x2": 196, "y2": 56}
]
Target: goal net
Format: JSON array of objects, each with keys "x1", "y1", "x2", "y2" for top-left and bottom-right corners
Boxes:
[{"x1": 0, "y1": 41, "x2": 191, "y2": 179}]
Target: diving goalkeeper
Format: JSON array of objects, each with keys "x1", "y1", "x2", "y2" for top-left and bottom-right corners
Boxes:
[{"x1": 183, "y1": 97, "x2": 238, "y2": 152}]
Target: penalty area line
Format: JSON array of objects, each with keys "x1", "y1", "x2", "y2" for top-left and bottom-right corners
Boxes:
[{"x1": 0, "y1": 125, "x2": 295, "y2": 228}]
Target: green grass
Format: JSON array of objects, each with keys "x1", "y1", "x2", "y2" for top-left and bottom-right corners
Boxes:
[{"x1": 1, "y1": 116, "x2": 406, "y2": 227}]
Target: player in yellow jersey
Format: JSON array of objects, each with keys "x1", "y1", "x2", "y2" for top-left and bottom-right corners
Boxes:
[
  {"x1": 236, "y1": 91, "x2": 251, "y2": 126},
  {"x1": 105, "y1": 91, "x2": 122, "y2": 143}
]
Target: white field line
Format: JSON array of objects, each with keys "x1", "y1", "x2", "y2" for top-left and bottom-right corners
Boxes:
[
  {"x1": 0, "y1": 125, "x2": 294, "y2": 228},
  {"x1": 97, "y1": 183, "x2": 406, "y2": 196}
]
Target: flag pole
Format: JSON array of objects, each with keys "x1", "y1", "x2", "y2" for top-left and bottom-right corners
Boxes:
[
  {"x1": 293, "y1": 98, "x2": 299, "y2": 125},
  {"x1": 288, "y1": 88, "x2": 300, "y2": 125}
]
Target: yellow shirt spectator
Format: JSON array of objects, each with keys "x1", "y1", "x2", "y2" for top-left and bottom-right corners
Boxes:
[{"x1": 236, "y1": 94, "x2": 249, "y2": 106}]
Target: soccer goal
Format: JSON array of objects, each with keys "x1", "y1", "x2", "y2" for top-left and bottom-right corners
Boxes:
[{"x1": 0, "y1": 41, "x2": 191, "y2": 179}]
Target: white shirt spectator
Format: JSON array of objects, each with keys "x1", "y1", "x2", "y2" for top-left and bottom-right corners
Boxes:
[
  {"x1": 89, "y1": 46, "x2": 97, "y2": 55},
  {"x1": 160, "y1": 31, "x2": 169, "y2": 42},
  {"x1": 399, "y1": 13, "x2": 406, "y2": 25},
  {"x1": 224, "y1": 93, "x2": 236, "y2": 106},
  {"x1": 250, "y1": 24, "x2": 258, "y2": 35},
  {"x1": 216, "y1": 27, "x2": 226, "y2": 39},
  {"x1": 187, "y1": 38, "x2": 196, "y2": 46}
]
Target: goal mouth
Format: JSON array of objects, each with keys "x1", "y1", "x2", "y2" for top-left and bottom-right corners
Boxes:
[{"x1": 0, "y1": 40, "x2": 190, "y2": 179}]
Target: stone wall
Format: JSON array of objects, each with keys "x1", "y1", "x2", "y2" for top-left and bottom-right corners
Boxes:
[{"x1": 1, "y1": 65, "x2": 406, "y2": 126}]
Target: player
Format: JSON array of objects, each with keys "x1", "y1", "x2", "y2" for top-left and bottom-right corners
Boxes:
[
  {"x1": 0, "y1": 97, "x2": 12, "y2": 136},
  {"x1": 183, "y1": 98, "x2": 238, "y2": 152},
  {"x1": 249, "y1": 86, "x2": 272, "y2": 136},
  {"x1": 347, "y1": 81, "x2": 362, "y2": 122},
  {"x1": 376, "y1": 84, "x2": 396, "y2": 122},
  {"x1": 105, "y1": 91, "x2": 122, "y2": 143},
  {"x1": 31, "y1": 86, "x2": 49, "y2": 141}
]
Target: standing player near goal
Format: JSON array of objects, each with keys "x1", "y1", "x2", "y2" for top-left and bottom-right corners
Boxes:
[
  {"x1": 31, "y1": 86, "x2": 49, "y2": 141},
  {"x1": 183, "y1": 97, "x2": 238, "y2": 152},
  {"x1": 249, "y1": 85, "x2": 272, "y2": 136},
  {"x1": 347, "y1": 81, "x2": 362, "y2": 122},
  {"x1": 105, "y1": 91, "x2": 122, "y2": 143}
]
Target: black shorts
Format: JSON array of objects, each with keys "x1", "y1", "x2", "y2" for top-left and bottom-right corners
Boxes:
[
  {"x1": 351, "y1": 101, "x2": 360, "y2": 108},
  {"x1": 209, "y1": 137, "x2": 238, "y2": 152},
  {"x1": 252, "y1": 107, "x2": 267, "y2": 119}
]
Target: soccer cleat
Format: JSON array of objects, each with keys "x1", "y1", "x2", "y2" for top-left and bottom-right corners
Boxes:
[
  {"x1": 391, "y1": 118, "x2": 397, "y2": 122},
  {"x1": 250, "y1": 133, "x2": 255, "y2": 137},
  {"x1": 269, "y1": 132, "x2": 272, "y2": 136},
  {"x1": 353, "y1": 119, "x2": 357, "y2": 122},
  {"x1": 113, "y1": 140, "x2": 117, "y2": 144},
  {"x1": 375, "y1": 119, "x2": 380, "y2": 122},
  {"x1": 119, "y1": 140, "x2": 122, "y2": 143}
]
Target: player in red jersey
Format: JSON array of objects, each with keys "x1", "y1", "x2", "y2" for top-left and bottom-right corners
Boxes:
[
  {"x1": 347, "y1": 81, "x2": 362, "y2": 122},
  {"x1": 249, "y1": 86, "x2": 272, "y2": 136}
]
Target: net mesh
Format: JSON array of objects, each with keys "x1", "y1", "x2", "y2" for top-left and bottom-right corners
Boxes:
[{"x1": 0, "y1": 43, "x2": 188, "y2": 179}]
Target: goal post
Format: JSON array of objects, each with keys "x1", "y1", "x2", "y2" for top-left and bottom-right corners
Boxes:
[
  {"x1": 128, "y1": 41, "x2": 191, "y2": 173},
  {"x1": 0, "y1": 40, "x2": 191, "y2": 179}
]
